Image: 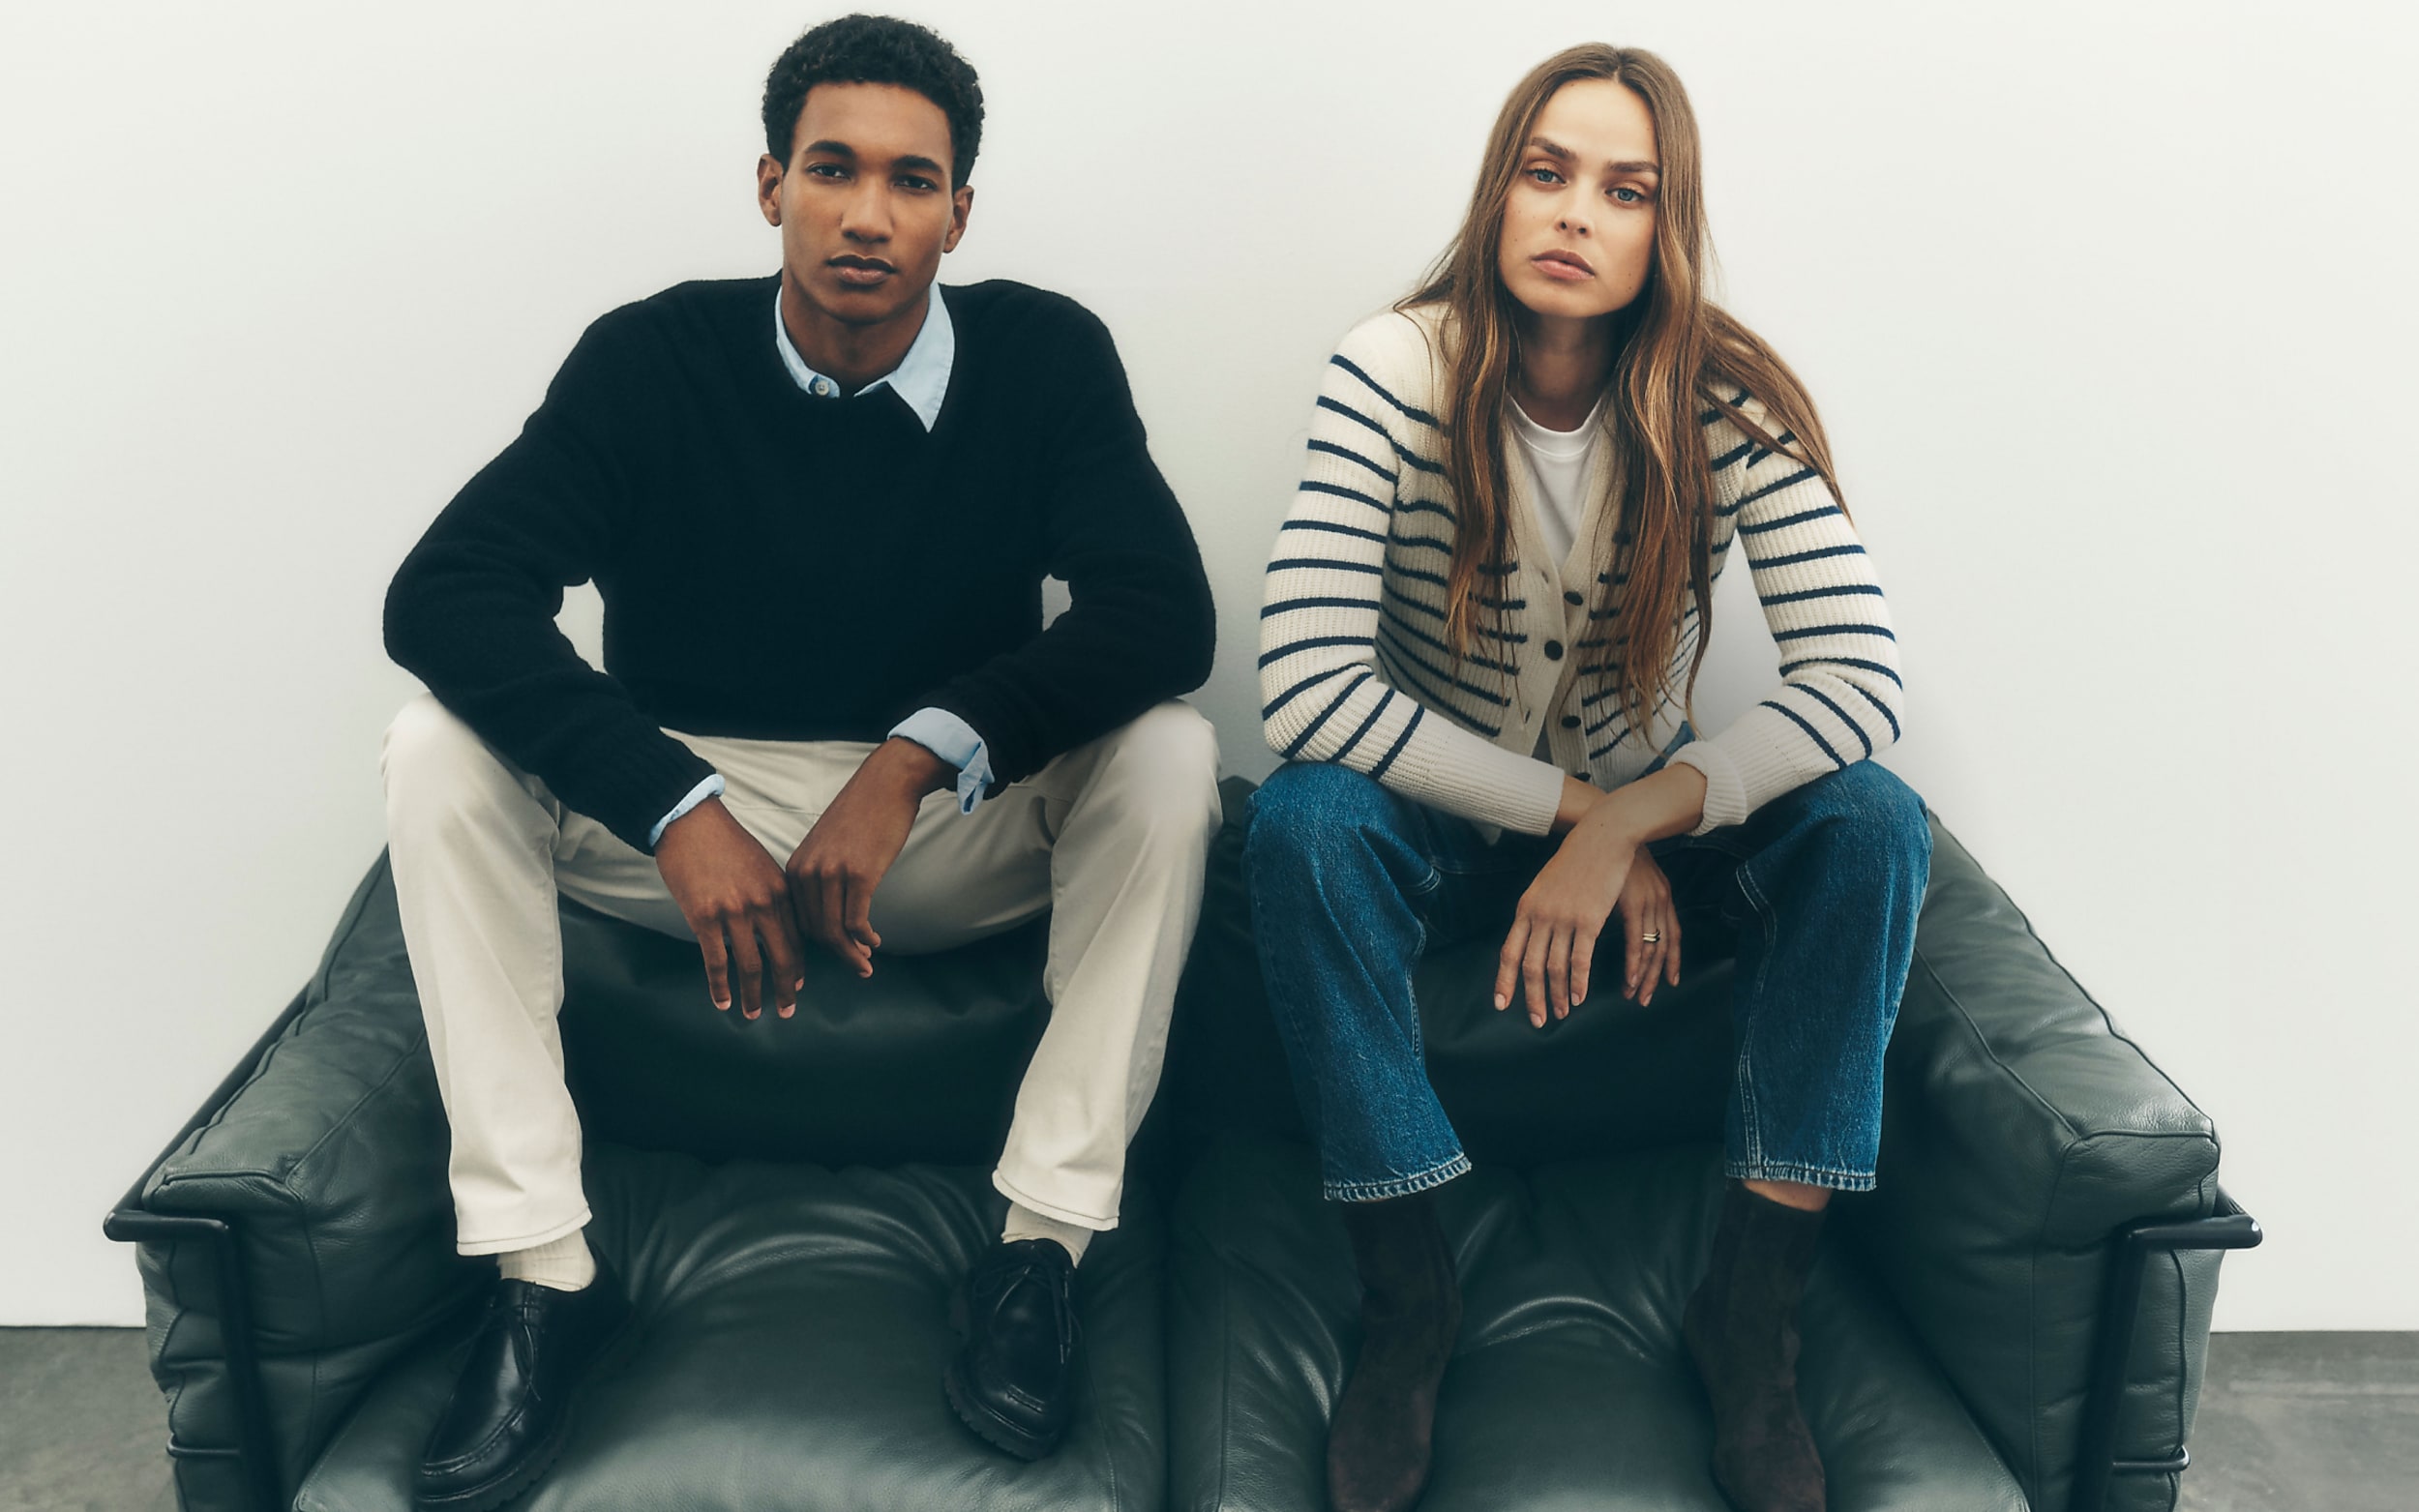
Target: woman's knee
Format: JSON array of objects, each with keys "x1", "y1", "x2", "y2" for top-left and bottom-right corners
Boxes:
[
  {"x1": 1247, "y1": 761, "x2": 1395, "y2": 840},
  {"x1": 1243, "y1": 761, "x2": 1414, "y2": 878},
  {"x1": 1796, "y1": 761, "x2": 1932, "y2": 873}
]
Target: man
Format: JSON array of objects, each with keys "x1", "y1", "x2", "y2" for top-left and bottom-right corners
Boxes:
[{"x1": 379, "y1": 15, "x2": 1220, "y2": 1507}]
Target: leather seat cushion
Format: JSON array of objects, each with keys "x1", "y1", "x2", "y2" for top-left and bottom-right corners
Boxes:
[
  {"x1": 1167, "y1": 1135, "x2": 2026, "y2": 1512},
  {"x1": 296, "y1": 1150, "x2": 1164, "y2": 1512}
]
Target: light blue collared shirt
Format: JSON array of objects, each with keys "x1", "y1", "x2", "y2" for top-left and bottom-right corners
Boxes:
[
  {"x1": 648, "y1": 284, "x2": 988, "y2": 848},
  {"x1": 772, "y1": 281, "x2": 955, "y2": 431}
]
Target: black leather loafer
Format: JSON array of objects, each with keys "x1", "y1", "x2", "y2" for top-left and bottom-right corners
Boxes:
[
  {"x1": 414, "y1": 1265, "x2": 630, "y2": 1511},
  {"x1": 944, "y1": 1237, "x2": 1080, "y2": 1460}
]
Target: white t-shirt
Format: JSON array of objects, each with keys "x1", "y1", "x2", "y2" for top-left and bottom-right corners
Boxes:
[{"x1": 1508, "y1": 390, "x2": 1607, "y2": 573}]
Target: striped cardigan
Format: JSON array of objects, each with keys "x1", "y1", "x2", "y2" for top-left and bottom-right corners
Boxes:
[{"x1": 1258, "y1": 304, "x2": 1903, "y2": 838}]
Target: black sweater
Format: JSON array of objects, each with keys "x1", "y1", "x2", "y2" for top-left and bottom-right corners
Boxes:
[{"x1": 384, "y1": 276, "x2": 1215, "y2": 852}]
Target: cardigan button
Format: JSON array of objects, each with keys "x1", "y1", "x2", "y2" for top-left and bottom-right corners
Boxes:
[
  {"x1": 1564, "y1": 590, "x2": 1583, "y2": 606},
  {"x1": 1561, "y1": 715, "x2": 1580, "y2": 729},
  {"x1": 1543, "y1": 639, "x2": 1565, "y2": 661}
]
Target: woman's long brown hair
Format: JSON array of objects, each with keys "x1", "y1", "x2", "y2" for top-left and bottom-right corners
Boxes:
[{"x1": 1405, "y1": 44, "x2": 1843, "y2": 742}]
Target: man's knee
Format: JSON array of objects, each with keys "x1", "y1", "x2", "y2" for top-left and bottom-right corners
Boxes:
[
  {"x1": 381, "y1": 694, "x2": 523, "y2": 831},
  {"x1": 1103, "y1": 700, "x2": 1218, "y2": 775},
  {"x1": 1090, "y1": 701, "x2": 1222, "y2": 829},
  {"x1": 383, "y1": 694, "x2": 471, "y2": 781}
]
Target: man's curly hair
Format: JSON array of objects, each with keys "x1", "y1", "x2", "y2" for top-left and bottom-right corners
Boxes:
[{"x1": 762, "y1": 15, "x2": 985, "y2": 189}]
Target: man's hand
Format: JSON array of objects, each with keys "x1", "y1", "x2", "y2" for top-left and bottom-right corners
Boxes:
[
  {"x1": 786, "y1": 737, "x2": 952, "y2": 978},
  {"x1": 654, "y1": 797, "x2": 805, "y2": 1021}
]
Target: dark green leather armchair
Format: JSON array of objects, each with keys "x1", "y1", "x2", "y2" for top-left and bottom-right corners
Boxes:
[{"x1": 110, "y1": 777, "x2": 2255, "y2": 1511}]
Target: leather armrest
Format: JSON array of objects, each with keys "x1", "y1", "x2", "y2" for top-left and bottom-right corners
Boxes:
[
  {"x1": 1845, "y1": 815, "x2": 2222, "y2": 1512},
  {"x1": 138, "y1": 854, "x2": 478, "y2": 1497}
]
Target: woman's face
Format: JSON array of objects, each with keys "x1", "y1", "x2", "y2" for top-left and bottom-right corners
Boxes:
[{"x1": 1496, "y1": 78, "x2": 1660, "y2": 326}]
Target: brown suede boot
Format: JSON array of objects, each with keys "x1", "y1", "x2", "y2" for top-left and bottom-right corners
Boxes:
[
  {"x1": 1682, "y1": 1182, "x2": 1830, "y2": 1512},
  {"x1": 1326, "y1": 1190, "x2": 1462, "y2": 1512}
]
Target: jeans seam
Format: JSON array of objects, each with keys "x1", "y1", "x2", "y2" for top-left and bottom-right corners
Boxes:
[
  {"x1": 1343, "y1": 912, "x2": 1451, "y2": 1199},
  {"x1": 1732, "y1": 862, "x2": 1781, "y2": 1173}
]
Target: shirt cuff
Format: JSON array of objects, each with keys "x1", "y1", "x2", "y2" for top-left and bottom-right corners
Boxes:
[
  {"x1": 648, "y1": 773, "x2": 726, "y2": 848},
  {"x1": 888, "y1": 707, "x2": 996, "y2": 815}
]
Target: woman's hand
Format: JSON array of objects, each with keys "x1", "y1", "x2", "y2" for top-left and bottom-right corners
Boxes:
[
  {"x1": 1615, "y1": 846, "x2": 1681, "y2": 1006},
  {"x1": 1497, "y1": 761, "x2": 1709, "y2": 1026},
  {"x1": 1495, "y1": 802, "x2": 1636, "y2": 1027}
]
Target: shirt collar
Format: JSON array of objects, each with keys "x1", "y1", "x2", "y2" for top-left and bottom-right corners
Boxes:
[{"x1": 773, "y1": 282, "x2": 953, "y2": 431}]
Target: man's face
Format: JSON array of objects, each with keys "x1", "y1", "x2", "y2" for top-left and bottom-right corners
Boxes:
[{"x1": 756, "y1": 81, "x2": 972, "y2": 330}]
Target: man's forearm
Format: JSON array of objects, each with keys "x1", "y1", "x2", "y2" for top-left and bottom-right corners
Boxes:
[
  {"x1": 857, "y1": 736, "x2": 955, "y2": 801},
  {"x1": 920, "y1": 555, "x2": 1215, "y2": 787}
]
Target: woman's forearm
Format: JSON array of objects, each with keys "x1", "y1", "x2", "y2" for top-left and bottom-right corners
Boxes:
[{"x1": 1553, "y1": 763, "x2": 1709, "y2": 845}]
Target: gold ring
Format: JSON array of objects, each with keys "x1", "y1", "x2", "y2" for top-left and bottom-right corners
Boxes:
[{"x1": 1640, "y1": 931, "x2": 1661, "y2": 944}]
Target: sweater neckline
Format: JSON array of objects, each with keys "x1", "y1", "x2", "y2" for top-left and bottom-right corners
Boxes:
[{"x1": 750, "y1": 274, "x2": 964, "y2": 436}]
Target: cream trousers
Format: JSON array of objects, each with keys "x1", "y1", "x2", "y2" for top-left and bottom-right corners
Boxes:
[{"x1": 379, "y1": 693, "x2": 1222, "y2": 1256}]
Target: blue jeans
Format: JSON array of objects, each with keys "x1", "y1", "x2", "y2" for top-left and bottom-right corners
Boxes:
[{"x1": 1241, "y1": 759, "x2": 1931, "y2": 1201}]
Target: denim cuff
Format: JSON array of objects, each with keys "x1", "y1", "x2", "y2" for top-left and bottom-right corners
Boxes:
[
  {"x1": 1723, "y1": 1159, "x2": 1878, "y2": 1194},
  {"x1": 1323, "y1": 1151, "x2": 1472, "y2": 1203}
]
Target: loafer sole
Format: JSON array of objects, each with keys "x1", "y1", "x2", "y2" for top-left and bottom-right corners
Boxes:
[{"x1": 943, "y1": 1352, "x2": 1060, "y2": 1462}]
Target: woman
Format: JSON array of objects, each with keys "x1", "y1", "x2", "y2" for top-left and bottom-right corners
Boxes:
[{"x1": 1245, "y1": 44, "x2": 1930, "y2": 1512}]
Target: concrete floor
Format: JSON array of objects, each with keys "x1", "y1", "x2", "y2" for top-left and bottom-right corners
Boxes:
[
  {"x1": 2176, "y1": 1333, "x2": 2419, "y2": 1512},
  {"x1": 2, "y1": 1328, "x2": 2411, "y2": 1510},
  {"x1": 0, "y1": 1329, "x2": 175, "y2": 1512}
]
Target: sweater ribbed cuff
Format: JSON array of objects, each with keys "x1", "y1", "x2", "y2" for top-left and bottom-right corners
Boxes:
[
  {"x1": 1396, "y1": 729, "x2": 1566, "y2": 837},
  {"x1": 583, "y1": 733, "x2": 719, "y2": 855},
  {"x1": 1675, "y1": 717, "x2": 1842, "y2": 836},
  {"x1": 1669, "y1": 741, "x2": 1748, "y2": 835}
]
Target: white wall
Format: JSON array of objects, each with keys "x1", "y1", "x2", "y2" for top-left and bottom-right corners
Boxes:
[{"x1": 3, "y1": 0, "x2": 2411, "y2": 1329}]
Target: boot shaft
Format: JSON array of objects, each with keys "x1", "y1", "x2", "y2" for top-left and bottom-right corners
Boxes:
[
  {"x1": 1691, "y1": 1182, "x2": 1827, "y2": 1369},
  {"x1": 1340, "y1": 1190, "x2": 1461, "y2": 1335}
]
